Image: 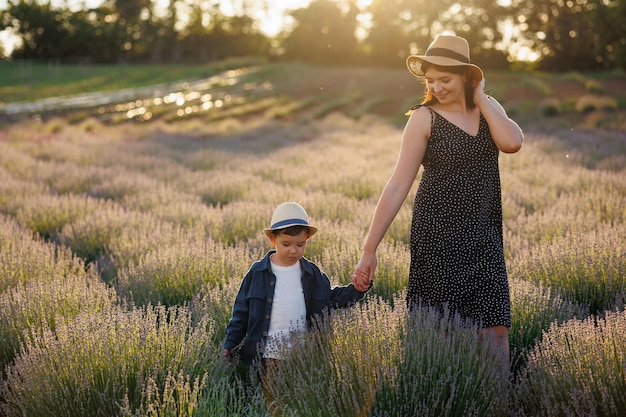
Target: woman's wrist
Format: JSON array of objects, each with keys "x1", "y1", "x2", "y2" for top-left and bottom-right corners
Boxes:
[{"x1": 361, "y1": 244, "x2": 377, "y2": 255}]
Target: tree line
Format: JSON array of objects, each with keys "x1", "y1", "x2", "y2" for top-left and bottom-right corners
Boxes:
[{"x1": 1, "y1": 0, "x2": 625, "y2": 72}]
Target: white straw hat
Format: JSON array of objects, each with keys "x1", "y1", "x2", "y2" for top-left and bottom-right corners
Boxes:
[
  {"x1": 263, "y1": 202, "x2": 317, "y2": 237},
  {"x1": 406, "y1": 34, "x2": 484, "y2": 81}
]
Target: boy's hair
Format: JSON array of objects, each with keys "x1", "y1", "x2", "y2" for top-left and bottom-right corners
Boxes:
[{"x1": 271, "y1": 225, "x2": 310, "y2": 237}]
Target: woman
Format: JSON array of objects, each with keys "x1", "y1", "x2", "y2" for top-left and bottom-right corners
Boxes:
[{"x1": 352, "y1": 34, "x2": 523, "y2": 361}]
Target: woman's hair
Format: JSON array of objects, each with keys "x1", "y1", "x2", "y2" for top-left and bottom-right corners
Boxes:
[{"x1": 420, "y1": 63, "x2": 477, "y2": 108}]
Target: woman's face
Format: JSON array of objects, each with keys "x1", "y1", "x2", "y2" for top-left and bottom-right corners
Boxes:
[{"x1": 424, "y1": 67, "x2": 467, "y2": 105}]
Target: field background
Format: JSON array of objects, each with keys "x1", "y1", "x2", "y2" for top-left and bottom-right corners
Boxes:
[{"x1": 0, "y1": 59, "x2": 625, "y2": 416}]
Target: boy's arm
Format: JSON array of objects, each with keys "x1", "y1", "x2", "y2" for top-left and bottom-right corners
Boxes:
[
  {"x1": 328, "y1": 276, "x2": 369, "y2": 308},
  {"x1": 223, "y1": 273, "x2": 251, "y2": 351}
]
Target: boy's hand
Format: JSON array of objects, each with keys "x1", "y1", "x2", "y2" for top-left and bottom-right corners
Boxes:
[{"x1": 222, "y1": 347, "x2": 240, "y2": 364}]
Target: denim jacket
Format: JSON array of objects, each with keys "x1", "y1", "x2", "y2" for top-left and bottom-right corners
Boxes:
[{"x1": 223, "y1": 250, "x2": 367, "y2": 365}]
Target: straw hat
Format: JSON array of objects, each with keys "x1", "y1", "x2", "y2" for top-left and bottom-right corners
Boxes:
[
  {"x1": 263, "y1": 202, "x2": 317, "y2": 237},
  {"x1": 406, "y1": 35, "x2": 483, "y2": 81}
]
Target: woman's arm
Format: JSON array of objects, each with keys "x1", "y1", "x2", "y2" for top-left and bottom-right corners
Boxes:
[
  {"x1": 474, "y1": 78, "x2": 524, "y2": 153},
  {"x1": 352, "y1": 106, "x2": 431, "y2": 289}
]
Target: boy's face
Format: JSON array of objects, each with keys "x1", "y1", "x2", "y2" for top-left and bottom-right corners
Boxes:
[{"x1": 268, "y1": 229, "x2": 309, "y2": 267}]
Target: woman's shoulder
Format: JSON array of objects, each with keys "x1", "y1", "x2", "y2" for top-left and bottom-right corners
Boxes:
[
  {"x1": 406, "y1": 103, "x2": 427, "y2": 116},
  {"x1": 406, "y1": 104, "x2": 434, "y2": 129}
]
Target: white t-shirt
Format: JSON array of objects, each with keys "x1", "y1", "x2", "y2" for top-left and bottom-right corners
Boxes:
[{"x1": 264, "y1": 261, "x2": 307, "y2": 359}]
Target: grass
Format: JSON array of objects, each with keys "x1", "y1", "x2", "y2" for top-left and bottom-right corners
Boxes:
[
  {"x1": 4, "y1": 61, "x2": 626, "y2": 131},
  {"x1": 0, "y1": 61, "x2": 624, "y2": 416},
  {"x1": 0, "y1": 57, "x2": 266, "y2": 102}
]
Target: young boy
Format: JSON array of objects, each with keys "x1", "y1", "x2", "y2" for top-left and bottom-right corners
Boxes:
[{"x1": 222, "y1": 201, "x2": 369, "y2": 366}]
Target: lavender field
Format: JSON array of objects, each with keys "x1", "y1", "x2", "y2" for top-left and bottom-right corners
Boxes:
[{"x1": 0, "y1": 64, "x2": 625, "y2": 416}]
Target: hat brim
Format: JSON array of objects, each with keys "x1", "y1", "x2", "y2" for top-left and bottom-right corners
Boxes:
[
  {"x1": 264, "y1": 224, "x2": 318, "y2": 238},
  {"x1": 406, "y1": 55, "x2": 483, "y2": 81}
]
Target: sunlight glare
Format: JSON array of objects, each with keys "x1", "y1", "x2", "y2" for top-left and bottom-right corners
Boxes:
[
  {"x1": 249, "y1": 0, "x2": 313, "y2": 36},
  {"x1": 258, "y1": 0, "x2": 372, "y2": 36}
]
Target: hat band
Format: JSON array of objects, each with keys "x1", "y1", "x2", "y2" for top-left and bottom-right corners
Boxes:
[
  {"x1": 271, "y1": 218, "x2": 309, "y2": 229},
  {"x1": 426, "y1": 47, "x2": 470, "y2": 63}
]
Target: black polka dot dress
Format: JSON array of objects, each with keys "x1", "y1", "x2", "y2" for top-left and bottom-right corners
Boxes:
[{"x1": 407, "y1": 106, "x2": 511, "y2": 328}]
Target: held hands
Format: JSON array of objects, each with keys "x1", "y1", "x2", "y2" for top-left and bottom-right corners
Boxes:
[{"x1": 352, "y1": 253, "x2": 377, "y2": 292}]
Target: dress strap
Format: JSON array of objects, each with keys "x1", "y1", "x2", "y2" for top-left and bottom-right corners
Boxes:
[
  {"x1": 405, "y1": 104, "x2": 435, "y2": 129},
  {"x1": 405, "y1": 103, "x2": 421, "y2": 116}
]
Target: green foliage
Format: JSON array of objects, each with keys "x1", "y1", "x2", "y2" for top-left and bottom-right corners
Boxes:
[
  {"x1": 540, "y1": 98, "x2": 561, "y2": 116},
  {"x1": 2, "y1": 0, "x2": 270, "y2": 64},
  {"x1": 122, "y1": 372, "x2": 208, "y2": 417},
  {"x1": 265, "y1": 296, "x2": 402, "y2": 417},
  {"x1": 0, "y1": 267, "x2": 117, "y2": 377},
  {"x1": 350, "y1": 96, "x2": 390, "y2": 120},
  {"x1": 262, "y1": 298, "x2": 510, "y2": 417},
  {"x1": 585, "y1": 78, "x2": 604, "y2": 94},
  {"x1": 1, "y1": 304, "x2": 217, "y2": 417},
  {"x1": 189, "y1": 280, "x2": 243, "y2": 346},
  {"x1": 372, "y1": 304, "x2": 510, "y2": 417},
  {"x1": 0, "y1": 209, "x2": 117, "y2": 374},
  {"x1": 0, "y1": 58, "x2": 265, "y2": 102},
  {"x1": 513, "y1": 310, "x2": 626, "y2": 417},
  {"x1": 193, "y1": 372, "x2": 265, "y2": 417},
  {"x1": 54, "y1": 207, "x2": 186, "y2": 280},
  {"x1": 576, "y1": 94, "x2": 618, "y2": 114},
  {"x1": 282, "y1": 0, "x2": 359, "y2": 65},
  {"x1": 521, "y1": 0, "x2": 626, "y2": 71},
  {"x1": 3, "y1": 0, "x2": 626, "y2": 73},
  {"x1": 14, "y1": 193, "x2": 103, "y2": 239},
  {"x1": 508, "y1": 278, "x2": 589, "y2": 375},
  {"x1": 511, "y1": 226, "x2": 626, "y2": 315},
  {"x1": 116, "y1": 237, "x2": 252, "y2": 307},
  {"x1": 0, "y1": 215, "x2": 86, "y2": 292},
  {"x1": 310, "y1": 93, "x2": 363, "y2": 120}
]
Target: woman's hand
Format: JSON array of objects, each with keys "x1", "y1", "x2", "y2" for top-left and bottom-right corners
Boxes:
[
  {"x1": 473, "y1": 76, "x2": 524, "y2": 153},
  {"x1": 473, "y1": 77, "x2": 488, "y2": 105}
]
